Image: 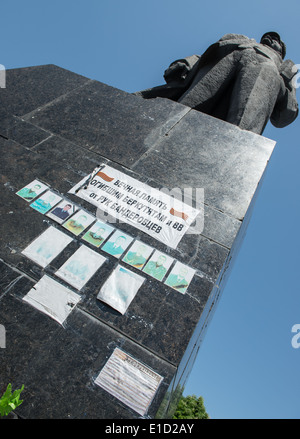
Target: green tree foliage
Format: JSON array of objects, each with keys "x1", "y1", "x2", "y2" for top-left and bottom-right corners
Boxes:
[
  {"x1": 173, "y1": 394, "x2": 209, "y2": 419},
  {"x1": 0, "y1": 383, "x2": 24, "y2": 417}
]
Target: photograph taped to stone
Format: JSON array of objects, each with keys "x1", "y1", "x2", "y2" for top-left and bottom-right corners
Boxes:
[
  {"x1": 21, "y1": 226, "x2": 73, "y2": 268},
  {"x1": 46, "y1": 199, "x2": 78, "y2": 224},
  {"x1": 142, "y1": 249, "x2": 174, "y2": 282},
  {"x1": 30, "y1": 190, "x2": 62, "y2": 214},
  {"x1": 16, "y1": 179, "x2": 49, "y2": 202},
  {"x1": 94, "y1": 347, "x2": 163, "y2": 416},
  {"x1": 55, "y1": 245, "x2": 106, "y2": 290},
  {"x1": 23, "y1": 275, "x2": 81, "y2": 326},
  {"x1": 97, "y1": 265, "x2": 145, "y2": 314},
  {"x1": 122, "y1": 240, "x2": 154, "y2": 270},
  {"x1": 101, "y1": 230, "x2": 134, "y2": 258},
  {"x1": 63, "y1": 209, "x2": 95, "y2": 236},
  {"x1": 82, "y1": 219, "x2": 115, "y2": 248},
  {"x1": 164, "y1": 261, "x2": 196, "y2": 294}
]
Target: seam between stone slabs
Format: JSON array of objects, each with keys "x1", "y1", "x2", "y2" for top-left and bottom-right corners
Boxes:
[
  {"x1": 76, "y1": 305, "x2": 179, "y2": 369},
  {"x1": 131, "y1": 107, "x2": 192, "y2": 170},
  {"x1": 20, "y1": 78, "x2": 94, "y2": 120},
  {"x1": 0, "y1": 258, "x2": 177, "y2": 370}
]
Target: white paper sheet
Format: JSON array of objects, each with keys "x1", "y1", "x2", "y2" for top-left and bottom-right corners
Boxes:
[
  {"x1": 21, "y1": 226, "x2": 73, "y2": 268},
  {"x1": 23, "y1": 275, "x2": 81, "y2": 325},
  {"x1": 97, "y1": 265, "x2": 145, "y2": 314},
  {"x1": 94, "y1": 347, "x2": 163, "y2": 416},
  {"x1": 55, "y1": 245, "x2": 106, "y2": 290}
]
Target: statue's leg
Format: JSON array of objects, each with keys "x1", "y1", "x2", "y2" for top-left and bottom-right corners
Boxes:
[
  {"x1": 226, "y1": 50, "x2": 282, "y2": 134},
  {"x1": 177, "y1": 53, "x2": 237, "y2": 111}
]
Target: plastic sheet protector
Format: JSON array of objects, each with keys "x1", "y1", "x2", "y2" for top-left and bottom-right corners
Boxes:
[
  {"x1": 94, "y1": 347, "x2": 163, "y2": 416},
  {"x1": 21, "y1": 226, "x2": 73, "y2": 268},
  {"x1": 23, "y1": 275, "x2": 81, "y2": 325}
]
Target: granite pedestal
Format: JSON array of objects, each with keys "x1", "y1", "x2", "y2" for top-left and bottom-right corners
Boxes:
[{"x1": 0, "y1": 64, "x2": 275, "y2": 418}]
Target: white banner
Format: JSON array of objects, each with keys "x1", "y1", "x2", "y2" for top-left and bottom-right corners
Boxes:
[{"x1": 69, "y1": 164, "x2": 200, "y2": 249}]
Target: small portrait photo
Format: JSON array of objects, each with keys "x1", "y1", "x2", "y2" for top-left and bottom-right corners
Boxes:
[
  {"x1": 30, "y1": 190, "x2": 62, "y2": 214},
  {"x1": 101, "y1": 230, "x2": 133, "y2": 258},
  {"x1": 46, "y1": 200, "x2": 77, "y2": 224},
  {"x1": 16, "y1": 179, "x2": 48, "y2": 202},
  {"x1": 55, "y1": 245, "x2": 106, "y2": 290},
  {"x1": 82, "y1": 220, "x2": 114, "y2": 248},
  {"x1": 164, "y1": 261, "x2": 196, "y2": 294},
  {"x1": 21, "y1": 226, "x2": 73, "y2": 268},
  {"x1": 122, "y1": 240, "x2": 153, "y2": 270},
  {"x1": 63, "y1": 209, "x2": 95, "y2": 236},
  {"x1": 142, "y1": 250, "x2": 174, "y2": 282}
]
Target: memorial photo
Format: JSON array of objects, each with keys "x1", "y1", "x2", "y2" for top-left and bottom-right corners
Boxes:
[
  {"x1": 16, "y1": 179, "x2": 48, "y2": 202},
  {"x1": 63, "y1": 209, "x2": 95, "y2": 236},
  {"x1": 142, "y1": 250, "x2": 174, "y2": 281},
  {"x1": 122, "y1": 240, "x2": 153, "y2": 269},
  {"x1": 101, "y1": 230, "x2": 133, "y2": 258},
  {"x1": 164, "y1": 261, "x2": 195, "y2": 294},
  {"x1": 30, "y1": 190, "x2": 62, "y2": 214},
  {"x1": 82, "y1": 220, "x2": 114, "y2": 248},
  {"x1": 46, "y1": 200, "x2": 77, "y2": 224}
]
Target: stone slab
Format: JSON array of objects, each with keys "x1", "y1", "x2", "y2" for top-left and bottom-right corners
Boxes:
[{"x1": 0, "y1": 64, "x2": 276, "y2": 418}]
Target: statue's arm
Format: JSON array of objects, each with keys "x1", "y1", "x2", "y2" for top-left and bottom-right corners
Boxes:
[
  {"x1": 163, "y1": 55, "x2": 200, "y2": 83},
  {"x1": 271, "y1": 60, "x2": 299, "y2": 128}
]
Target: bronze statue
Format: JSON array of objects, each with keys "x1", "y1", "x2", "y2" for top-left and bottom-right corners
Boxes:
[{"x1": 135, "y1": 32, "x2": 298, "y2": 134}]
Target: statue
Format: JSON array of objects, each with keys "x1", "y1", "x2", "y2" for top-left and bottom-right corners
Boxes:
[{"x1": 134, "y1": 32, "x2": 298, "y2": 134}]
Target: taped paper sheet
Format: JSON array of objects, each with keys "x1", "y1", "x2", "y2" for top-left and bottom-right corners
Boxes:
[
  {"x1": 69, "y1": 164, "x2": 200, "y2": 249},
  {"x1": 82, "y1": 219, "x2": 114, "y2": 248},
  {"x1": 46, "y1": 200, "x2": 78, "y2": 224},
  {"x1": 30, "y1": 190, "x2": 62, "y2": 214},
  {"x1": 22, "y1": 226, "x2": 73, "y2": 268},
  {"x1": 63, "y1": 209, "x2": 95, "y2": 236},
  {"x1": 16, "y1": 179, "x2": 48, "y2": 202},
  {"x1": 55, "y1": 245, "x2": 106, "y2": 290},
  {"x1": 101, "y1": 230, "x2": 134, "y2": 259},
  {"x1": 97, "y1": 265, "x2": 145, "y2": 314},
  {"x1": 23, "y1": 275, "x2": 81, "y2": 325},
  {"x1": 94, "y1": 347, "x2": 163, "y2": 416},
  {"x1": 142, "y1": 249, "x2": 174, "y2": 281},
  {"x1": 164, "y1": 261, "x2": 196, "y2": 294}
]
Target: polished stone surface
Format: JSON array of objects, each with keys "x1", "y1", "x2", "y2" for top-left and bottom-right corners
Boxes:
[
  {"x1": 0, "y1": 64, "x2": 276, "y2": 418},
  {"x1": 23, "y1": 80, "x2": 190, "y2": 167},
  {"x1": 133, "y1": 108, "x2": 275, "y2": 220}
]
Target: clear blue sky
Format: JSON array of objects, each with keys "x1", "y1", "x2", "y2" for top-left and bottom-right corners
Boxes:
[{"x1": 1, "y1": 0, "x2": 300, "y2": 419}]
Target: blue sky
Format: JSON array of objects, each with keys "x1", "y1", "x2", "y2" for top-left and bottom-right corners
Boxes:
[{"x1": 1, "y1": 0, "x2": 300, "y2": 419}]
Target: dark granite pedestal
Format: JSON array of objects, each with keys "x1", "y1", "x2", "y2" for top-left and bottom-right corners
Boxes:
[{"x1": 0, "y1": 65, "x2": 275, "y2": 419}]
